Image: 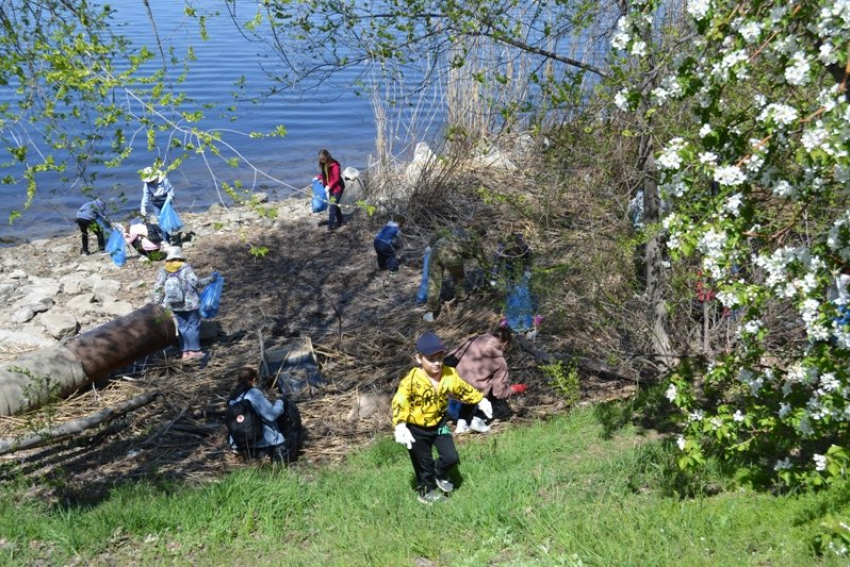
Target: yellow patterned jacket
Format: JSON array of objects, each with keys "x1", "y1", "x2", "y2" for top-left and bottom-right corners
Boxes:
[{"x1": 392, "y1": 366, "x2": 484, "y2": 427}]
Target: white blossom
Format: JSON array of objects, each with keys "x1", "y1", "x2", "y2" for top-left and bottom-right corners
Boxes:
[
  {"x1": 714, "y1": 165, "x2": 747, "y2": 186},
  {"x1": 733, "y1": 410, "x2": 745, "y2": 422},
  {"x1": 665, "y1": 384, "x2": 678, "y2": 402},
  {"x1": 614, "y1": 90, "x2": 630, "y2": 111},
  {"x1": 757, "y1": 103, "x2": 799, "y2": 126},
  {"x1": 699, "y1": 123, "x2": 713, "y2": 138},
  {"x1": 631, "y1": 40, "x2": 647, "y2": 57},
  {"x1": 785, "y1": 51, "x2": 811, "y2": 86},
  {"x1": 698, "y1": 152, "x2": 718, "y2": 166},
  {"x1": 686, "y1": 0, "x2": 711, "y2": 20},
  {"x1": 676, "y1": 435, "x2": 686, "y2": 450},
  {"x1": 801, "y1": 122, "x2": 829, "y2": 152},
  {"x1": 658, "y1": 138, "x2": 687, "y2": 170},
  {"x1": 688, "y1": 409, "x2": 705, "y2": 422},
  {"x1": 723, "y1": 193, "x2": 743, "y2": 216},
  {"x1": 814, "y1": 453, "x2": 827, "y2": 472},
  {"x1": 772, "y1": 180, "x2": 796, "y2": 198},
  {"x1": 738, "y1": 21, "x2": 762, "y2": 43},
  {"x1": 774, "y1": 457, "x2": 792, "y2": 471}
]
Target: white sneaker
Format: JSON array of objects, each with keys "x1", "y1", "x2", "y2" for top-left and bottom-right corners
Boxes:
[
  {"x1": 423, "y1": 312, "x2": 435, "y2": 322},
  {"x1": 470, "y1": 416, "x2": 491, "y2": 434},
  {"x1": 455, "y1": 419, "x2": 470, "y2": 435}
]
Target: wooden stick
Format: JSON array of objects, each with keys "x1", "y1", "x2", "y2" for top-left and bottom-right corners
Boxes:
[{"x1": 0, "y1": 392, "x2": 157, "y2": 456}]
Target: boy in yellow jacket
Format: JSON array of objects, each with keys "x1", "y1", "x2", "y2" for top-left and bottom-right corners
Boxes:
[{"x1": 392, "y1": 332, "x2": 493, "y2": 504}]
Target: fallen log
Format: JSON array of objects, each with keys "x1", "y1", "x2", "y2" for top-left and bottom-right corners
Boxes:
[
  {"x1": 0, "y1": 304, "x2": 177, "y2": 417},
  {"x1": 0, "y1": 392, "x2": 157, "y2": 456},
  {"x1": 514, "y1": 335, "x2": 640, "y2": 383}
]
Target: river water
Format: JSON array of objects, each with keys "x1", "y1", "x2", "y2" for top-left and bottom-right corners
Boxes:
[{"x1": 0, "y1": 1, "x2": 436, "y2": 242}]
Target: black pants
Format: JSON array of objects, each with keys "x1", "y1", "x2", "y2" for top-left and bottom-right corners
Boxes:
[
  {"x1": 327, "y1": 191, "x2": 344, "y2": 230},
  {"x1": 407, "y1": 422, "x2": 458, "y2": 495},
  {"x1": 374, "y1": 239, "x2": 399, "y2": 271},
  {"x1": 457, "y1": 392, "x2": 495, "y2": 424},
  {"x1": 76, "y1": 219, "x2": 105, "y2": 253}
]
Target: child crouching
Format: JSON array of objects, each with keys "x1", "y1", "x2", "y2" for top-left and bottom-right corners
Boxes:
[{"x1": 391, "y1": 332, "x2": 492, "y2": 504}]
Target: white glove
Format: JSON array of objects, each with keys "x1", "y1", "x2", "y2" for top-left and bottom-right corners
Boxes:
[
  {"x1": 324, "y1": 185, "x2": 331, "y2": 193},
  {"x1": 477, "y1": 397, "x2": 493, "y2": 419},
  {"x1": 164, "y1": 195, "x2": 173, "y2": 206},
  {"x1": 140, "y1": 207, "x2": 147, "y2": 217},
  {"x1": 394, "y1": 423, "x2": 414, "y2": 449}
]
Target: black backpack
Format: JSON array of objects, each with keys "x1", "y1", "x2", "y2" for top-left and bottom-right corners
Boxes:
[
  {"x1": 226, "y1": 387, "x2": 264, "y2": 452},
  {"x1": 278, "y1": 399, "x2": 304, "y2": 463}
]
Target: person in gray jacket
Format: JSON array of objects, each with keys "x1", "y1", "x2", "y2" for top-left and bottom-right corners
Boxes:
[
  {"x1": 227, "y1": 367, "x2": 288, "y2": 462},
  {"x1": 75, "y1": 198, "x2": 108, "y2": 255}
]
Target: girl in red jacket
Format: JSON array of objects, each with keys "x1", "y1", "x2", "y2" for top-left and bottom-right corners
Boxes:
[{"x1": 318, "y1": 149, "x2": 345, "y2": 232}]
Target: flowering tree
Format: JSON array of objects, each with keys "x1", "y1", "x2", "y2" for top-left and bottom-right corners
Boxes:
[{"x1": 614, "y1": 0, "x2": 850, "y2": 486}]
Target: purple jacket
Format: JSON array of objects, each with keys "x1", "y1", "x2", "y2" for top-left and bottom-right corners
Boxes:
[{"x1": 448, "y1": 334, "x2": 513, "y2": 399}]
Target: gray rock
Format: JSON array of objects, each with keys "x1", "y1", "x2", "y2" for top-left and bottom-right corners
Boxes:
[
  {"x1": 0, "y1": 329, "x2": 54, "y2": 348},
  {"x1": 92, "y1": 279, "x2": 121, "y2": 301},
  {"x1": 0, "y1": 283, "x2": 15, "y2": 300},
  {"x1": 65, "y1": 293, "x2": 97, "y2": 315},
  {"x1": 10, "y1": 307, "x2": 35, "y2": 324},
  {"x1": 60, "y1": 274, "x2": 92, "y2": 295},
  {"x1": 346, "y1": 392, "x2": 391, "y2": 420},
  {"x1": 40, "y1": 311, "x2": 79, "y2": 339},
  {"x1": 100, "y1": 300, "x2": 135, "y2": 317},
  {"x1": 8, "y1": 269, "x2": 27, "y2": 280}
]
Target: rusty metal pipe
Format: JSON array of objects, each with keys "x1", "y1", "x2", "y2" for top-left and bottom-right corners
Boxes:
[{"x1": 0, "y1": 304, "x2": 177, "y2": 416}]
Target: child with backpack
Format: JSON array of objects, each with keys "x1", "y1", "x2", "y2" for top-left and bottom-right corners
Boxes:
[
  {"x1": 226, "y1": 367, "x2": 302, "y2": 463},
  {"x1": 391, "y1": 332, "x2": 492, "y2": 504},
  {"x1": 152, "y1": 246, "x2": 219, "y2": 361},
  {"x1": 373, "y1": 213, "x2": 406, "y2": 273}
]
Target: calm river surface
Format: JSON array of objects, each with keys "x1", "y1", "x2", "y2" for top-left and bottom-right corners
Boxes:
[{"x1": 0, "y1": 1, "x2": 433, "y2": 242}]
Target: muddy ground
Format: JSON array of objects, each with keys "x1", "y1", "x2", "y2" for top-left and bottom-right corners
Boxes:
[{"x1": 0, "y1": 198, "x2": 635, "y2": 505}]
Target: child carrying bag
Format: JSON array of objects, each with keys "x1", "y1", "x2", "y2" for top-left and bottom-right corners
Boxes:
[
  {"x1": 199, "y1": 273, "x2": 223, "y2": 319},
  {"x1": 158, "y1": 201, "x2": 183, "y2": 234}
]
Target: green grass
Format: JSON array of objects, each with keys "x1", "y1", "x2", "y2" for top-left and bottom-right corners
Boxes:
[{"x1": 1, "y1": 407, "x2": 848, "y2": 566}]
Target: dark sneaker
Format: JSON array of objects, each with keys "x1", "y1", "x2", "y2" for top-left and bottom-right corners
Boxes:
[
  {"x1": 417, "y1": 490, "x2": 448, "y2": 505},
  {"x1": 435, "y1": 478, "x2": 454, "y2": 493}
]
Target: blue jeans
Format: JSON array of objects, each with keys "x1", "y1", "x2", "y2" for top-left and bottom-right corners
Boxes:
[
  {"x1": 327, "y1": 191, "x2": 344, "y2": 230},
  {"x1": 374, "y1": 239, "x2": 399, "y2": 271},
  {"x1": 174, "y1": 309, "x2": 201, "y2": 352}
]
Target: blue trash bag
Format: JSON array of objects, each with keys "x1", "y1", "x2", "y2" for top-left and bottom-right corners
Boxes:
[
  {"x1": 199, "y1": 273, "x2": 223, "y2": 319},
  {"x1": 111, "y1": 243, "x2": 126, "y2": 267},
  {"x1": 159, "y1": 201, "x2": 183, "y2": 234},
  {"x1": 105, "y1": 227, "x2": 124, "y2": 254},
  {"x1": 505, "y1": 273, "x2": 536, "y2": 332},
  {"x1": 415, "y1": 247, "x2": 432, "y2": 304},
  {"x1": 311, "y1": 178, "x2": 328, "y2": 213}
]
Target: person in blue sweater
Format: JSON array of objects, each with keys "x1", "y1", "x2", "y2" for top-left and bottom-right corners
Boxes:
[
  {"x1": 75, "y1": 198, "x2": 108, "y2": 255},
  {"x1": 227, "y1": 367, "x2": 289, "y2": 462},
  {"x1": 373, "y1": 214, "x2": 406, "y2": 273}
]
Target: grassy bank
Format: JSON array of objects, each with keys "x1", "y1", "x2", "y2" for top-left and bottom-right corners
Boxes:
[{"x1": 1, "y1": 407, "x2": 847, "y2": 566}]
